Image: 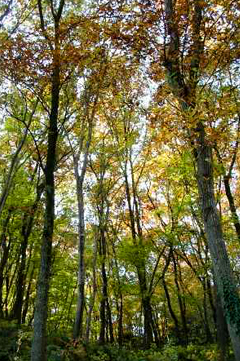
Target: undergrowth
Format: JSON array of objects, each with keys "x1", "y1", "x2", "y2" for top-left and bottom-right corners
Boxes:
[{"x1": 0, "y1": 320, "x2": 234, "y2": 361}]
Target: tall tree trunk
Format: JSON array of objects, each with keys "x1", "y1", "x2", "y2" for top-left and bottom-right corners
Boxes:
[
  {"x1": 0, "y1": 209, "x2": 12, "y2": 317},
  {"x1": 73, "y1": 182, "x2": 86, "y2": 340},
  {"x1": 172, "y1": 254, "x2": 188, "y2": 344},
  {"x1": 98, "y1": 228, "x2": 114, "y2": 344},
  {"x1": 73, "y1": 116, "x2": 94, "y2": 340},
  {"x1": 111, "y1": 239, "x2": 123, "y2": 346},
  {"x1": 195, "y1": 124, "x2": 240, "y2": 358},
  {"x1": 162, "y1": 0, "x2": 240, "y2": 358},
  {"x1": 31, "y1": 1, "x2": 64, "y2": 359},
  {"x1": 117, "y1": 295, "x2": 123, "y2": 346},
  {"x1": 123, "y1": 159, "x2": 154, "y2": 348},
  {"x1": 85, "y1": 234, "x2": 98, "y2": 342}
]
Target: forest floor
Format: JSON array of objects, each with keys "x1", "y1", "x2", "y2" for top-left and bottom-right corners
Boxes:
[{"x1": 0, "y1": 320, "x2": 234, "y2": 361}]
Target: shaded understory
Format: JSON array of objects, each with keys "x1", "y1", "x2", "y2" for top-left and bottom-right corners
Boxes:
[{"x1": 0, "y1": 319, "x2": 234, "y2": 361}]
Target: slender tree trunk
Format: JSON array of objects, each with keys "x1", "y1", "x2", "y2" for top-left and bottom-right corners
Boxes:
[
  {"x1": 22, "y1": 264, "x2": 35, "y2": 324},
  {"x1": 172, "y1": 254, "x2": 188, "y2": 344},
  {"x1": 0, "y1": 209, "x2": 12, "y2": 317},
  {"x1": 73, "y1": 117, "x2": 93, "y2": 340},
  {"x1": 117, "y1": 295, "x2": 123, "y2": 346},
  {"x1": 202, "y1": 280, "x2": 213, "y2": 343},
  {"x1": 124, "y1": 163, "x2": 154, "y2": 348},
  {"x1": 85, "y1": 234, "x2": 98, "y2": 342},
  {"x1": 223, "y1": 175, "x2": 240, "y2": 241},
  {"x1": 162, "y1": 278, "x2": 181, "y2": 343},
  {"x1": 99, "y1": 298, "x2": 106, "y2": 344},
  {"x1": 112, "y1": 240, "x2": 123, "y2": 346},
  {"x1": 73, "y1": 187, "x2": 86, "y2": 339},
  {"x1": 215, "y1": 133, "x2": 240, "y2": 242},
  {"x1": 31, "y1": 1, "x2": 64, "y2": 359},
  {"x1": 98, "y1": 229, "x2": 114, "y2": 343},
  {"x1": 106, "y1": 298, "x2": 114, "y2": 343}
]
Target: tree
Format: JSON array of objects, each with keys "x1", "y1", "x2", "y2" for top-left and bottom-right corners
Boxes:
[
  {"x1": 31, "y1": 0, "x2": 65, "y2": 360},
  {"x1": 160, "y1": 0, "x2": 240, "y2": 358}
]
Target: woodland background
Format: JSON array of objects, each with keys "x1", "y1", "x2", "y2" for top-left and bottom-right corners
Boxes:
[{"x1": 0, "y1": 0, "x2": 240, "y2": 360}]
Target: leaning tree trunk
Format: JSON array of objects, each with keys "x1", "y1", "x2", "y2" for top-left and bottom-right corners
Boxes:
[
  {"x1": 195, "y1": 124, "x2": 240, "y2": 359},
  {"x1": 162, "y1": 0, "x2": 240, "y2": 359}
]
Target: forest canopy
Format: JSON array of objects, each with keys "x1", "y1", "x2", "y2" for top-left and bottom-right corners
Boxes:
[{"x1": 0, "y1": 0, "x2": 240, "y2": 360}]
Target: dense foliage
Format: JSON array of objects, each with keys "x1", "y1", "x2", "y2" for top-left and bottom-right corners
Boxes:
[{"x1": 0, "y1": 0, "x2": 240, "y2": 360}]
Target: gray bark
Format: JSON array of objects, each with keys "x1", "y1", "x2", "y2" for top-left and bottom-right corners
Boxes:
[
  {"x1": 85, "y1": 234, "x2": 98, "y2": 342},
  {"x1": 72, "y1": 79, "x2": 99, "y2": 339},
  {"x1": 195, "y1": 124, "x2": 240, "y2": 359},
  {"x1": 162, "y1": 0, "x2": 240, "y2": 358}
]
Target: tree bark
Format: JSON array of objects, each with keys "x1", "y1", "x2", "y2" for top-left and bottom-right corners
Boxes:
[
  {"x1": 31, "y1": 1, "x2": 64, "y2": 360},
  {"x1": 162, "y1": 0, "x2": 240, "y2": 358},
  {"x1": 172, "y1": 254, "x2": 188, "y2": 344},
  {"x1": 195, "y1": 124, "x2": 240, "y2": 359},
  {"x1": 0, "y1": 209, "x2": 12, "y2": 318},
  {"x1": 98, "y1": 228, "x2": 114, "y2": 343},
  {"x1": 123, "y1": 152, "x2": 155, "y2": 348},
  {"x1": 72, "y1": 116, "x2": 94, "y2": 340},
  {"x1": 85, "y1": 234, "x2": 98, "y2": 342},
  {"x1": 162, "y1": 278, "x2": 181, "y2": 342},
  {"x1": 72, "y1": 177, "x2": 86, "y2": 340}
]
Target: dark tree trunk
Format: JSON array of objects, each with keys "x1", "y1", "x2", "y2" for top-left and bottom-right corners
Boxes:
[
  {"x1": 172, "y1": 254, "x2": 188, "y2": 344},
  {"x1": 107, "y1": 298, "x2": 114, "y2": 343},
  {"x1": 0, "y1": 209, "x2": 12, "y2": 317},
  {"x1": 112, "y1": 241, "x2": 124, "y2": 346},
  {"x1": 98, "y1": 229, "x2": 114, "y2": 344},
  {"x1": 142, "y1": 295, "x2": 154, "y2": 348},
  {"x1": 22, "y1": 264, "x2": 35, "y2": 324},
  {"x1": 215, "y1": 137, "x2": 240, "y2": 242},
  {"x1": 124, "y1": 161, "x2": 155, "y2": 348},
  {"x1": 223, "y1": 175, "x2": 240, "y2": 242},
  {"x1": 73, "y1": 188, "x2": 86, "y2": 340},
  {"x1": 162, "y1": 278, "x2": 181, "y2": 343},
  {"x1": 30, "y1": 1, "x2": 64, "y2": 359}
]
